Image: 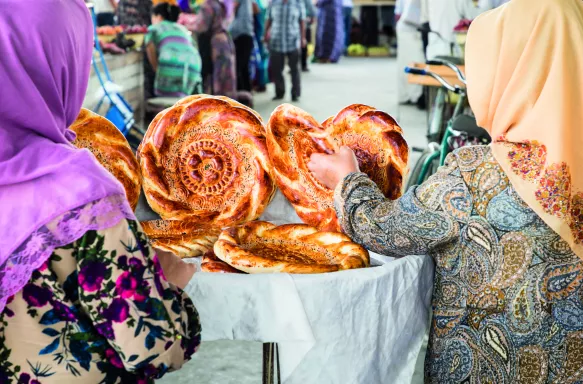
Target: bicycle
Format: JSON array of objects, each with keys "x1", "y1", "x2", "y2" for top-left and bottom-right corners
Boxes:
[{"x1": 404, "y1": 61, "x2": 491, "y2": 190}]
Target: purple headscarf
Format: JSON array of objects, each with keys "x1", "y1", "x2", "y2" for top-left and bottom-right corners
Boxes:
[{"x1": 0, "y1": 0, "x2": 133, "y2": 312}]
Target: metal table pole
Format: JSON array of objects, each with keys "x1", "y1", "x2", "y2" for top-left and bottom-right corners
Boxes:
[{"x1": 262, "y1": 343, "x2": 281, "y2": 384}]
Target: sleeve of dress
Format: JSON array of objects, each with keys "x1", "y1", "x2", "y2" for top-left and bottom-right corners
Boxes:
[
  {"x1": 178, "y1": 4, "x2": 212, "y2": 33},
  {"x1": 75, "y1": 219, "x2": 201, "y2": 380},
  {"x1": 334, "y1": 155, "x2": 461, "y2": 257}
]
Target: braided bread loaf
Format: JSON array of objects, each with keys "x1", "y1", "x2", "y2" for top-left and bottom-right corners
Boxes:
[{"x1": 214, "y1": 221, "x2": 369, "y2": 274}]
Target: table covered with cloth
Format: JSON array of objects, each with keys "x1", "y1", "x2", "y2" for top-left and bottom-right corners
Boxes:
[{"x1": 183, "y1": 191, "x2": 434, "y2": 383}]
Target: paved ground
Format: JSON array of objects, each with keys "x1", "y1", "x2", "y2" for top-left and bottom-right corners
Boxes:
[{"x1": 158, "y1": 57, "x2": 428, "y2": 384}]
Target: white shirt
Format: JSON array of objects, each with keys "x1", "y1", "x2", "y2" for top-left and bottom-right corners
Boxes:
[
  {"x1": 428, "y1": 0, "x2": 481, "y2": 43},
  {"x1": 478, "y1": 0, "x2": 510, "y2": 11},
  {"x1": 94, "y1": 0, "x2": 115, "y2": 13},
  {"x1": 397, "y1": 0, "x2": 421, "y2": 32},
  {"x1": 395, "y1": 0, "x2": 405, "y2": 16},
  {"x1": 342, "y1": 0, "x2": 353, "y2": 8},
  {"x1": 425, "y1": 0, "x2": 482, "y2": 58}
]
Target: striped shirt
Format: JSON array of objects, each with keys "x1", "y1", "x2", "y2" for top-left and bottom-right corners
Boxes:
[
  {"x1": 267, "y1": 0, "x2": 306, "y2": 53},
  {"x1": 145, "y1": 21, "x2": 203, "y2": 97}
]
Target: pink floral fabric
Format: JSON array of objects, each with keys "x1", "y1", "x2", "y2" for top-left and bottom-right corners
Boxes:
[
  {"x1": 0, "y1": 214, "x2": 201, "y2": 383},
  {"x1": 0, "y1": 195, "x2": 134, "y2": 313}
]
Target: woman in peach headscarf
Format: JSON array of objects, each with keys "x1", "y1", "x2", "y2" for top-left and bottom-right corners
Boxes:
[{"x1": 308, "y1": 0, "x2": 583, "y2": 381}]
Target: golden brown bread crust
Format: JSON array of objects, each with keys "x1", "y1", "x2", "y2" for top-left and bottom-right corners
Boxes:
[
  {"x1": 138, "y1": 96, "x2": 276, "y2": 226},
  {"x1": 174, "y1": 94, "x2": 264, "y2": 125},
  {"x1": 201, "y1": 250, "x2": 245, "y2": 273},
  {"x1": 70, "y1": 108, "x2": 142, "y2": 210},
  {"x1": 266, "y1": 104, "x2": 340, "y2": 231},
  {"x1": 266, "y1": 104, "x2": 408, "y2": 231},
  {"x1": 214, "y1": 221, "x2": 369, "y2": 274},
  {"x1": 141, "y1": 219, "x2": 220, "y2": 258},
  {"x1": 323, "y1": 104, "x2": 409, "y2": 199}
]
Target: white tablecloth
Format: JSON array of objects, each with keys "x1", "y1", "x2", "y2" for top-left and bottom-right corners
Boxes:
[{"x1": 183, "y1": 190, "x2": 434, "y2": 384}]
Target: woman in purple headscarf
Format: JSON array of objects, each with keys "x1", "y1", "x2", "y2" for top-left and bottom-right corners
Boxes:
[
  {"x1": 0, "y1": 1, "x2": 201, "y2": 382},
  {"x1": 314, "y1": 0, "x2": 345, "y2": 63}
]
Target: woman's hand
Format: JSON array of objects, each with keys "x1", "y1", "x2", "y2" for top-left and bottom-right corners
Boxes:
[
  {"x1": 155, "y1": 248, "x2": 196, "y2": 290},
  {"x1": 308, "y1": 146, "x2": 360, "y2": 190}
]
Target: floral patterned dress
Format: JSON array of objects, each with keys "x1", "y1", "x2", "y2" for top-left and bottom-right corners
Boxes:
[
  {"x1": 0, "y1": 219, "x2": 201, "y2": 384},
  {"x1": 335, "y1": 146, "x2": 583, "y2": 383}
]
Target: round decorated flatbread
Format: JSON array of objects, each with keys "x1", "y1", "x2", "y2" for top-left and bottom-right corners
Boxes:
[
  {"x1": 266, "y1": 104, "x2": 408, "y2": 231},
  {"x1": 138, "y1": 96, "x2": 275, "y2": 226},
  {"x1": 70, "y1": 108, "x2": 142, "y2": 210}
]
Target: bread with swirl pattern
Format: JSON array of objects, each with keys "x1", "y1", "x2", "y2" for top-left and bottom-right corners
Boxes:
[
  {"x1": 138, "y1": 96, "x2": 276, "y2": 225},
  {"x1": 70, "y1": 108, "x2": 142, "y2": 210},
  {"x1": 266, "y1": 104, "x2": 408, "y2": 231}
]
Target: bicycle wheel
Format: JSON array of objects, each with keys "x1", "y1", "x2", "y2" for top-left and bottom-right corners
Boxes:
[{"x1": 404, "y1": 147, "x2": 441, "y2": 191}]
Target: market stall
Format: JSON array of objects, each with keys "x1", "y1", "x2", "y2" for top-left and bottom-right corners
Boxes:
[
  {"x1": 76, "y1": 95, "x2": 434, "y2": 383},
  {"x1": 182, "y1": 192, "x2": 433, "y2": 384}
]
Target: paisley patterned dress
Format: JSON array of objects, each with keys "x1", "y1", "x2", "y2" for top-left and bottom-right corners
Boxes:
[
  {"x1": 0, "y1": 219, "x2": 201, "y2": 383},
  {"x1": 335, "y1": 146, "x2": 583, "y2": 383}
]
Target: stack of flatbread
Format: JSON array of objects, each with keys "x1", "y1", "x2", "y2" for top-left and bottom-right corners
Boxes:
[{"x1": 82, "y1": 96, "x2": 410, "y2": 273}]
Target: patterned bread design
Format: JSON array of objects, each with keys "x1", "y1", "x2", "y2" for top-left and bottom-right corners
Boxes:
[
  {"x1": 137, "y1": 96, "x2": 276, "y2": 226},
  {"x1": 175, "y1": 94, "x2": 264, "y2": 125},
  {"x1": 266, "y1": 104, "x2": 340, "y2": 231},
  {"x1": 70, "y1": 108, "x2": 142, "y2": 210},
  {"x1": 141, "y1": 219, "x2": 220, "y2": 258},
  {"x1": 322, "y1": 104, "x2": 409, "y2": 199},
  {"x1": 267, "y1": 104, "x2": 408, "y2": 231},
  {"x1": 214, "y1": 221, "x2": 370, "y2": 274}
]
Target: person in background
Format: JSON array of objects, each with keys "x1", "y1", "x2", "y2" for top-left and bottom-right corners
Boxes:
[
  {"x1": 231, "y1": 0, "x2": 255, "y2": 92},
  {"x1": 423, "y1": 0, "x2": 481, "y2": 59},
  {"x1": 419, "y1": 0, "x2": 429, "y2": 56},
  {"x1": 264, "y1": 0, "x2": 306, "y2": 102},
  {"x1": 342, "y1": 0, "x2": 353, "y2": 53},
  {"x1": 314, "y1": 0, "x2": 345, "y2": 63},
  {"x1": 308, "y1": 0, "x2": 583, "y2": 382},
  {"x1": 301, "y1": 0, "x2": 317, "y2": 72},
  {"x1": 0, "y1": 1, "x2": 201, "y2": 382},
  {"x1": 146, "y1": 3, "x2": 203, "y2": 97},
  {"x1": 360, "y1": 6, "x2": 379, "y2": 48},
  {"x1": 478, "y1": 0, "x2": 510, "y2": 10},
  {"x1": 395, "y1": 0, "x2": 424, "y2": 107},
  {"x1": 95, "y1": 0, "x2": 118, "y2": 26},
  {"x1": 180, "y1": 0, "x2": 254, "y2": 106},
  {"x1": 252, "y1": 0, "x2": 270, "y2": 91}
]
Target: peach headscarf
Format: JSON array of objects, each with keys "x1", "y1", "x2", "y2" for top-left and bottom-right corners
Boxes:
[{"x1": 465, "y1": 0, "x2": 583, "y2": 258}]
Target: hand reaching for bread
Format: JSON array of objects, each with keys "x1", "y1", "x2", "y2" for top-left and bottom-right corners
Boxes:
[{"x1": 308, "y1": 146, "x2": 360, "y2": 190}]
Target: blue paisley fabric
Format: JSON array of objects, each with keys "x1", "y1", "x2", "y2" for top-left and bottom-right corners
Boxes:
[
  {"x1": 336, "y1": 146, "x2": 583, "y2": 383},
  {"x1": 0, "y1": 219, "x2": 201, "y2": 384}
]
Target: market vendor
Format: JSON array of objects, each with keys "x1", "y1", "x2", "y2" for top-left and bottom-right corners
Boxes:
[
  {"x1": 146, "y1": 3, "x2": 203, "y2": 97},
  {"x1": 0, "y1": 1, "x2": 201, "y2": 382},
  {"x1": 308, "y1": 0, "x2": 583, "y2": 381}
]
